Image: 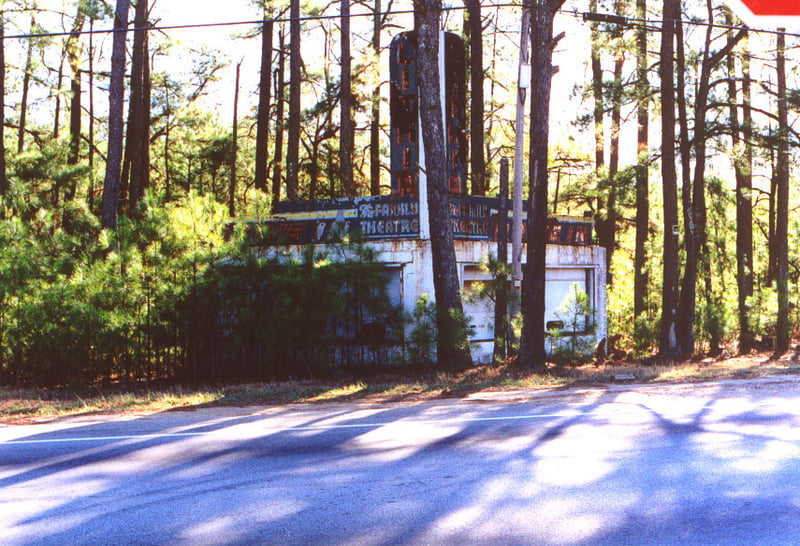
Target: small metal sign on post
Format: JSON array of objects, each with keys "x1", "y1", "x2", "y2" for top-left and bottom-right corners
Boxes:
[{"x1": 724, "y1": 0, "x2": 800, "y2": 27}]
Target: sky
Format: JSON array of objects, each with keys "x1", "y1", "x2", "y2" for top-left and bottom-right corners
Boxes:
[
  {"x1": 10, "y1": 0, "x2": 790, "y2": 179},
  {"x1": 2, "y1": 0, "x2": 596, "y2": 153},
  {"x1": 151, "y1": 0, "x2": 265, "y2": 111},
  {"x1": 147, "y1": 0, "x2": 593, "y2": 130},
  {"x1": 146, "y1": 0, "x2": 645, "y2": 175}
]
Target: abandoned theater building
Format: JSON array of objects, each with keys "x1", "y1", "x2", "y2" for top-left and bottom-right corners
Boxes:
[{"x1": 244, "y1": 31, "x2": 606, "y2": 364}]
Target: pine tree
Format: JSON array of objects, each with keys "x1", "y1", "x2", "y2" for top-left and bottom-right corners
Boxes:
[{"x1": 101, "y1": 0, "x2": 129, "y2": 230}]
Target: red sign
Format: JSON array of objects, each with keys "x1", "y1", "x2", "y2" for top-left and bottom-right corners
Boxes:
[{"x1": 725, "y1": 0, "x2": 800, "y2": 26}]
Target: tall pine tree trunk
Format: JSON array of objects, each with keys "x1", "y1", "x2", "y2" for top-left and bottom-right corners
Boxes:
[
  {"x1": 494, "y1": 158, "x2": 509, "y2": 361},
  {"x1": 54, "y1": 57, "x2": 63, "y2": 140},
  {"x1": 141, "y1": 33, "x2": 150, "y2": 195},
  {"x1": 589, "y1": 0, "x2": 604, "y2": 173},
  {"x1": 88, "y1": 17, "x2": 96, "y2": 209},
  {"x1": 101, "y1": 0, "x2": 129, "y2": 230},
  {"x1": 414, "y1": 0, "x2": 473, "y2": 371},
  {"x1": 272, "y1": 28, "x2": 286, "y2": 202},
  {"x1": 633, "y1": 0, "x2": 649, "y2": 323},
  {"x1": 674, "y1": 13, "x2": 694, "y2": 348},
  {"x1": 588, "y1": 0, "x2": 609, "y2": 272},
  {"x1": 67, "y1": 7, "x2": 86, "y2": 166},
  {"x1": 0, "y1": 8, "x2": 6, "y2": 198},
  {"x1": 519, "y1": 0, "x2": 565, "y2": 371},
  {"x1": 122, "y1": 0, "x2": 149, "y2": 214},
  {"x1": 606, "y1": 0, "x2": 626, "y2": 285},
  {"x1": 676, "y1": 6, "x2": 744, "y2": 356},
  {"x1": 340, "y1": 0, "x2": 354, "y2": 196},
  {"x1": 369, "y1": 0, "x2": 382, "y2": 196},
  {"x1": 286, "y1": 0, "x2": 301, "y2": 200},
  {"x1": 674, "y1": 11, "x2": 705, "y2": 357},
  {"x1": 164, "y1": 78, "x2": 171, "y2": 202},
  {"x1": 728, "y1": 23, "x2": 754, "y2": 353},
  {"x1": 230, "y1": 61, "x2": 241, "y2": 217},
  {"x1": 658, "y1": 0, "x2": 680, "y2": 357},
  {"x1": 254, "y1": 15, "x2": 272, "y2": 193},
  {"x1": 18, "y1": 16, "x2": 35, "y2": 154},
  {"x1": 768, "y1": 156, "x2": 777, "y2": 284},
  {"x1": 775, "y1": 29, "x2": 790, "y2": 355}
]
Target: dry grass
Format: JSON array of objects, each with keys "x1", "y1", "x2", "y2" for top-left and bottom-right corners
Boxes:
[
  {"x1": 0, "y1": 388, "x2": 222, "y2": 423},
  {"x1": 3, "y1": 350, "x2": 800, "y2": 423}
]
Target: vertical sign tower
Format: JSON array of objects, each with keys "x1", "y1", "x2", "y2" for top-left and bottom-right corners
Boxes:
[{"x1": 389, "y1": 31, "x2": 467, "y2": 197}]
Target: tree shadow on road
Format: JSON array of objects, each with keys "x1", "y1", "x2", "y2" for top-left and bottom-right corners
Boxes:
[{"x1": 3, "y1": 384, "x2": 800, "y2": 545}]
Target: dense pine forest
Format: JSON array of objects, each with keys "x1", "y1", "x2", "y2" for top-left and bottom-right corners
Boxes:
[{"x1": 0, "y1": 0, "x2": 798, "y2": 387}]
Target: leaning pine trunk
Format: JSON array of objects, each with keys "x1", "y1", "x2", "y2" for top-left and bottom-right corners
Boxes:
[{"x1": 101, "y1": 0, "x2": 130, "y2": 230}]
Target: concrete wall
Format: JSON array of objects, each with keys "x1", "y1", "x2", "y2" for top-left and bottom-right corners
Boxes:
[{"x1": 265, "y1": 239, "x2": 606, "y2": 365}]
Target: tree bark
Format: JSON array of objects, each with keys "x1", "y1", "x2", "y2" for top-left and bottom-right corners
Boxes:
[
  {"x1": 674, "y1": 13, "x2": 694, "y2": 354},
  {"x1": 494, "y1": 158, "x2": 509, "y2": 361},
  {"x1": 369, "y1": 0, "x2": 382, "y2": 196},
  {"x1": 123, "y1": 0, "x2": 150, "y2": 214},
  {"x1": 590, "y1": 0, "x2": 615, "y2": 284},
  {"x1": 54, "y1": 57, "x2": 63, "y2": 140},
  {"x1": 633, "y1": 0, "x2": 649, "y2": 321},
  {"x1": 67, "y1": 7, "x2": 87, "y2": 166},
  {"x1": 88, "y1": 13, "x2": 96, "y2": 210},
  {"x1": 164, "y1": 78, "x2": 171, "y2": 202},
  {"x1": 88, "y1": 17, "x2": 96, "y2": 209},
  {"x1": 414, "y1": 0, "x2": 473, "y2": 371},
  {"x1": 727, "y1": 21, "x2": 753, "y2": 354},
  {"x1": 606, "y1": 0, "x2": 625, "y2": 285},
  {"x1": 589, "y1": 0, "x2": 604, "y2": 173},
  {"x1": 286, "y1": 0, "x2": 301, "y2": 200},
  {"x1": 18, "y1": 16, "x2": 35, "y2": 154},
  {"x1": 141, "y1": 32, "x2": 151, "y2": 195},
  {"x1": 658, "y1": 0, "x2": 680, "y2": 357},
  {"x1": 0, "y1": 9, "x2": 6, "y2": 198},
  {"x1": 775, "y1": 29, "x2": 790, "y2": 355},
  {"x1": 230, "y1": 61, "x2": 241, "y2": 217},
  {"x1": 339, "y1": 0, "x2": 355, "y2": 197},
  {"x1": 272, "y1": 28, "x2": 286, "y2": 202},
  {"x1": 674, "y1": 8, "x2": 704, "y2": 357},
  {"x1": 101, "y1": 0, "x2": 129, "y2": 230},
  {"x1": 254, "y1": 15, "x2": 272, "y2": 193},
  {"x1": 676, "y1": 5, "x2": 745, "y2": 356},
  {"x1": 768, "y1": 155, "x2": 777, "y2": 284},
  {"x1": 512, "y1": 7, "x2": 531, "y2": 312},
  {"x1": 519, "y1": 0, "x2": 565, "y2": 371}
]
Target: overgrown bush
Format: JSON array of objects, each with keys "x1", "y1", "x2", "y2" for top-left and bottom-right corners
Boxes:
[
  {"x1": 405, "y1": 295, "x2": 437, "y2": 367},
  {"x1": 0, "y1": 184, "x2": 405, "y2": 387},
  {"x1": 547, "y1": 283, "x2": 596, "y2": 364},
  {"x1": 0, "y1": 189, "x2": 228, "y2": 388},
  {"x1": 185, "y1": 238, "x2": 404, "y2": 382}
]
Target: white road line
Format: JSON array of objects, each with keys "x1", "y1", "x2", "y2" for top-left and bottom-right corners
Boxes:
[
  {"x1": 1, "y1": 432, "x2": 208, "y2": 444},
  {"x1": 0, "y1": 412, "x2": 584, "y2": 445}
]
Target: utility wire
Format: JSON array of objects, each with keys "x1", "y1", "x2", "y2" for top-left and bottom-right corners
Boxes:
[
  {"x1": 574, "y1": 10, "x2": 800, "y2": 38},
  {"x1": 1, "y1": 3, "x2": 797, "y2": 41}
]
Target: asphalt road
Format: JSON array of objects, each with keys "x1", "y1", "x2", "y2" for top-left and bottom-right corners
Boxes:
[{"x1": 3, "y1": 378, "x2": 800, "y2": 545}]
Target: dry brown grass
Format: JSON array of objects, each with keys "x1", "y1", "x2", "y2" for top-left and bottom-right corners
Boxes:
[{"x1": 3, "y1": 350, "x2": 800, "y2": 423}]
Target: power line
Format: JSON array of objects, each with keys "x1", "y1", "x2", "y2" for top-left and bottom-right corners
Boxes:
[
  {"x1": 572, "y1": 9, "x2": 800, "y2": 39},
  {"x1": 3, "y1": 5, "x2": 421, "y2": 41},
  {"x1": 1, "y1": 4, "x2": 795, "y2": 42}
]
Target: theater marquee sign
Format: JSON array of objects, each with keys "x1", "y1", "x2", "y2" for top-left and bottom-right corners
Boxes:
[{"x1": 241, "y1": 195, "x2": 593, "y2": 247}]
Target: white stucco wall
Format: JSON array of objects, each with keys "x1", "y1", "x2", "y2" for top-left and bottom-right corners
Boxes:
[{"x1": 266, "y1": 238, "x2": 606, "y2": 365}]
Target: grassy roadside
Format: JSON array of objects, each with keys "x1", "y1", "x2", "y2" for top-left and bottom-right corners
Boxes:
[{"x1": 2, "y1": 351, "x2": 800, "y2": 423}]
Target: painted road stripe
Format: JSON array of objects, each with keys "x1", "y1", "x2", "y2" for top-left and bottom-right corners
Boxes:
[{"x1": 0, "y1": 412, "x2": 585, "y2": 445}]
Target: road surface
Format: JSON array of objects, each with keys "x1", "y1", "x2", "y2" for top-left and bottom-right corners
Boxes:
[{"x1": 3, "y1": 377, "x2": 800, "y2": 545}]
